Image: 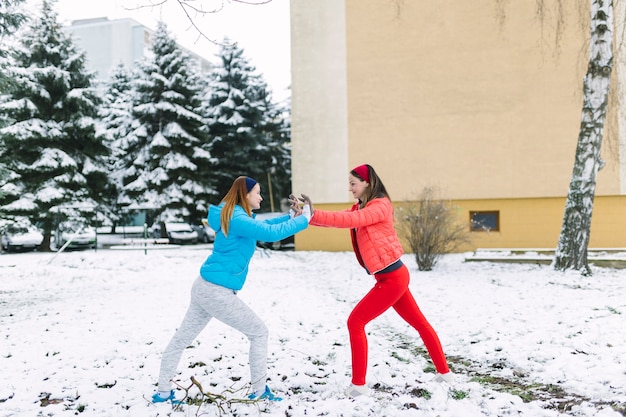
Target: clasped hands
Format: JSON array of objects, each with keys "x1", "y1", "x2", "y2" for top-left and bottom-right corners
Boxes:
[{"x1": 288, "y1": 194, "x2": 314, "y2": 221}]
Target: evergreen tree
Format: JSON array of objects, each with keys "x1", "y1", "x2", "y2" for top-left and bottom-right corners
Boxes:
[
  {"x1": 121, "y1": 21, "x2": 214, "y2": 224},
  {"x1": 100, "y1": 63, "x2": 135, "y2": 232},
  {"x1": 204, "y1": 40, "x2": 291, "y2": 209},
  {"x1": 0, "y1": 0, "x2": 110, "y2": 251},
  {"x1": 0, "y1": 0, "x2": 28, "y2": 204},
  {"x1": 267, "y1": 95, "x2": 292, "y2": 211},
  {"x1": 0, "y1": 0, "x2": 27, "y2": 94}
]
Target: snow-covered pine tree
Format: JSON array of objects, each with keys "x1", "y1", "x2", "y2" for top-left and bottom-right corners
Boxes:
[
  {"x1": 0, "y1": 0, "x2": 110, "y2": 251},
  {"x1": 204, "y1": 40, "x2": 290, "y2": 208},
  {"x1": 266, "y1": 95, "x2": 292, "y2": 211},
  {"x1": 121, "y1": 21, "x2": 214, "y2": 224},
  {"x1": 0, "y1": 0, "x2": 27, "y2": 94},
  {"x1": 0, "y1": 0, "x2": 28, "y2": 204},
  {"x1": 100, "y1": 63, "x2": 136, "y2": 232}
]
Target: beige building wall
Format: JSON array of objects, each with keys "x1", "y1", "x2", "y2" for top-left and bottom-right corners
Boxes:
[
  {"x1": 295, "y1": 196, "x2": 626, "y2": 251},
  {"x1": 291, "y1": 0, "x2": 626, "y2": 252},
  {"x1": 616, "y1": 1, "x2": 626, "y2": 194},
  {"x1": 290, "y1": 0, "x2": 351, "y2": 203}
]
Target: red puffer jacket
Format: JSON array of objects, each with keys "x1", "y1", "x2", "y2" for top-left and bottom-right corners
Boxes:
[{"x1": 310, "y1": 197, "x2": 403, "y2": 274}]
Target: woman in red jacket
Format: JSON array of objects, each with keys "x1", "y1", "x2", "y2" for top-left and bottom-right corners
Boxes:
[{"x1": 306, "y1": 164, "x2": 453, "y2": 397}]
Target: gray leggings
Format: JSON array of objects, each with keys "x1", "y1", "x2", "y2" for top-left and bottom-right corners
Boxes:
[{"x1": 157, "y1": 276, "x2": 269, "y2": 393}]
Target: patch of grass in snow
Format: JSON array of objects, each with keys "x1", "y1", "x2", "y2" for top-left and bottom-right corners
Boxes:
[
  {"x1": 612, "y1": 403, "x2": 626, "y2": 416},
  {"x1": 607, "y1": 305, "x2": 621, "y2": 315},
  {"x1": 448, "y1": 356, "x2": 626, "y2": 415},
  {"x1": 470, "y1": 374, "x2": 543, "y2": 402},
  {"x1": 391, "y1": 350, "x2": 411, "y2": 363},
  {"x1": 405, "y1": 386, "x2": 431, "y2": 400},
  {"x1": 95, "y1": 380, "x2": 117, "y2": 388},
  {"x1": 310, "y1": 357, "x2": 328, "y2": 366},
  {"x1": 399, "y1": 385, "x2": 471, "y2": 410},
  {"x1": 449, "y1": 389, "x2": 468, "y2": 400},
  {"x1": 422, "y1": 363, "x2": 436, "y2": 374},
  {"x1": 389, "y1": 333, "x2": 625, "y2": 416},
  {"x1": 39, "y1": 391, "x2": 86, "y2": 412}
]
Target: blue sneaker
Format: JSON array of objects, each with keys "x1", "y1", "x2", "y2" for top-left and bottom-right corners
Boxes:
[
  {"x1": 151, "y1": 390, "x2": 183, "y2": 404},
  {"x1": 248, "y1": 385, "x2": 282, "y2": 401}
]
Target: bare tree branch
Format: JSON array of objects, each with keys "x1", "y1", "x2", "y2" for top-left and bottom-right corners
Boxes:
[{"x1": 123, "y1": 0, "x2": 274, "y2": 47}]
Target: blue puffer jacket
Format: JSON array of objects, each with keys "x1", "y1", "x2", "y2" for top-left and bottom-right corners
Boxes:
[{"x1": 199, "y1": 203, "x2": 308, "y2": 290}]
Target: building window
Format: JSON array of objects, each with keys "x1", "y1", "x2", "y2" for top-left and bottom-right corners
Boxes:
[{"x1": 470, "y1": 211, "x2": 499, "y2": 232}]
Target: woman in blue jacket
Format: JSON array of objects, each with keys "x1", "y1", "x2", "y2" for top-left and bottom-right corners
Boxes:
[{"x1": 152, "y1": 176, "x2": 311, "y2": 403}]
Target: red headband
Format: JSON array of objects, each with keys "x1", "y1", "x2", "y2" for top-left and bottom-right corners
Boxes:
[{"x1": 352, "y1": 164, "x2": 370, "y2": 183}]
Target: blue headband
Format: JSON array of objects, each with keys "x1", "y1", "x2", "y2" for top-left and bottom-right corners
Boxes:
[{"x1": 245, "y1": 177, "x2": 258, "y2": 192}]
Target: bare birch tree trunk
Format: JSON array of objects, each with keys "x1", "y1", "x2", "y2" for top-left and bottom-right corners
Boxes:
[{"x1": 553, "y1": 0, "x2": 613, "y2": 274}]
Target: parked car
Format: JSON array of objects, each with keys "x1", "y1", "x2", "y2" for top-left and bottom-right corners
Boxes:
[
  {"x1": 56, "y1": 222, "x2": 97, "y2": 250},
  {"x1": 151, "y1": 222, "x2": 198, "y2": 244},
  {"x1": 255, "y1": 212, "x2": 295, "y2": 250},
  {"x1": 191, "y1": 222, "x2": 215, "y2": 243},
  {"x1": 1, "y1": 223, "x2": 44, "y2": 252}
]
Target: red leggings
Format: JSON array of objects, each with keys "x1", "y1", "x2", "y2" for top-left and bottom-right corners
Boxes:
[{"x1": 347, "y1": 264, "x2": 450, "y2": 385}]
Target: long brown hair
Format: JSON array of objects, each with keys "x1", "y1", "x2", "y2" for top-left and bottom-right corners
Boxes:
[
  {"x1": 220, "y1": 176, "x2": 254, "y2": 236},
  {"x1": 351, "y1": 164, "x2": 390, "y2": 209}
]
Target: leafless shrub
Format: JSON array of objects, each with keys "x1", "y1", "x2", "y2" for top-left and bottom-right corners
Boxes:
[{"x1": 396, "y1": 186, "x2": 472, "y2": 271}]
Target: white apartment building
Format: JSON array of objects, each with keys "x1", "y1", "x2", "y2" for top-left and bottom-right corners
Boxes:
[{"x1": 64, "y1": 17, "x2": 212, "y2": 81}]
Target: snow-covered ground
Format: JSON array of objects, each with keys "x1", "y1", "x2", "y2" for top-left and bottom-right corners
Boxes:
[{"x1": 1, "y1": 246, "x2": 624, "y2": 416}]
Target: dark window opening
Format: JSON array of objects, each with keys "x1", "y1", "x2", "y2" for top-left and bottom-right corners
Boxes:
[{"x1": 470, "y1": 211, "x2": 500, "y2": 232}]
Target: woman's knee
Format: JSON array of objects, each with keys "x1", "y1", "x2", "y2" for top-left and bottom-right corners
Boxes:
[
  {"x1": 260, "y1": 322, "x2": 269, "y2": 338},
  {"x1": 347, "y1": 313, "x2": 364, "y2": 333},
  {"x1": 248, "y1": 322, "x2": 268, "y2": 341}
]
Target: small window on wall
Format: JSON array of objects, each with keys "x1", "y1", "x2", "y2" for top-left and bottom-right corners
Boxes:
[{"x1": 470, "y1": 211, "x2": 500, "y2": 232}]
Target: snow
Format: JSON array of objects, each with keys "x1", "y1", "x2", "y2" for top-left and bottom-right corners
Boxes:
[
  {"x1": 1, "y1": 246, "x2": 624, "y2": 417},
  {"x1": 33, "y1": 148, "x2": 77, "y2": 169}
]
